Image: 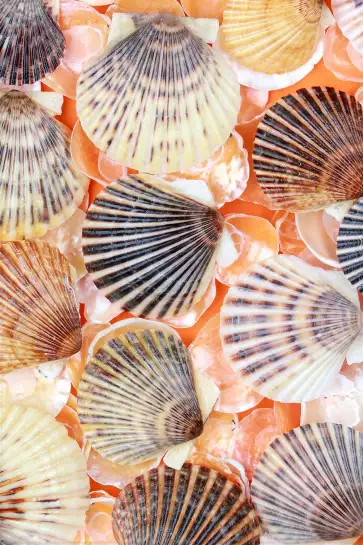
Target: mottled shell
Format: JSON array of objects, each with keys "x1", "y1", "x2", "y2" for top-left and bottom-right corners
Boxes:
[
  {"x1": 220, "y1": 255, "x2": 362, "y2": 402},
  {"x1": 76, "y1": 14, "x2": 240, "y2": 173},
  {"x1": 113, "y1": 463, "x2": 261, "y2": 545},
  {"x1": 252, "y1": 423, "x2": 363, "y2": 543},
  {"x1": 0, "y1": 91, "x2": 88, "y2": 240},
  {"x1": 0, "y1": 0, "x2": 65, "y2": 86},
  {"x1": 0, "y1": 241, "x2": 82, "y2": 374},
  {"x1": 0, "y1": 404, "x2": 89, "y2": 544},
  {"x1": 337, "y1": 197, "x2": 363, "y2": 292},
  {"x1": 82, "y1": 175, "x2": 224, "y2": 320},
  {"x1": 77, "y1": 322, "x2": 204, "y2": 465},
  {"x1": 332, "y1": 0, "x2": 363, "y2": 55},
  {"x1": 222, "y1": 0, "x2": 323, "y2": 74},
  {"x1": 253, "y1": 87, "x2": 363, "y2": 211}
]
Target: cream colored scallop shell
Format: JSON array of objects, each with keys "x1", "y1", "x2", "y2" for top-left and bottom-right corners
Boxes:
[{"x1": 332, "y1": 0, "x2": 363, "y2": 55}]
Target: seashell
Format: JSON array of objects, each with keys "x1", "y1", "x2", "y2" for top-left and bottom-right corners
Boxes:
[
  {"x1": 222, "y1": 0, "x2": 324, "y2": 74},
  {"x1": 332, "y1": 0, "x2": 363, "y2": 55},
  {"x1": 76, "y1": 13, "x2": 240, "y2": 173},
  {"x1": 77, "y1": 320, "x2": 207, "y2": 466},
  {"x1": 337, "y1": 197, "x2": 363, "y2": 292},
  {"x1": 220, "y1": 255, "x2": 362, "y2": 402},
  {"x1": 251, "y1": 422, "x2": 363, "y2": 543},
  {"x1": 82, "y1": 175, "x2": 224, "y2": 320},
  {"x1": 0, "y1": 0, "x2": 66, "y2": 86},
  {"x1": 112, "y1": 463, "x2": 261, "y2": 545},
  {"x1": 0, "y1": 90, "x2": 89, "y2": 240},
  {"x1": 0, "y1": 241, "x2": 82, "y2": 374},
  {"x1": 253, "y1": 87, "x2": 363, "y2": 211},
  {"x1": 0, "y1": 404, "x2": 89, "y2": 544}
]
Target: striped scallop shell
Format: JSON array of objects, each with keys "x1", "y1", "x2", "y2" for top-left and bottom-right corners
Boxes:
[
  {"x1": 222, "y1": 0, "x2": 323, "y2": 74},
  {"x1": 220, "y1": 255, "x2": 362, "y2": 402},
  {"x1": 252, "y1": 423, "x2": 363, "y2": 543},
  {"x1": 0, "y1": 90, "x2": 88, "y2": 240},
  {"x1": 337, "y1": 198, "x2": 363, "y2": 293},
  {"x1": 0, "y1": 0, "x2": 65, "y2": 86},
  {"x1": 0, "y1": 241, "x2": 82, "y2": 374},
  {"x1": 0, "y1": 404, "x2": 89, "y2": 544},
  {"x1": 253, "y1": 87, "x2": 363, "y2": 211},
  {"x1": 113, "y1": 463, "x2": 261, "y2": 545},
  {"x1": 76, "y1": 14, "x2": 240, "y2": 174},
  {"x1": 82, "y1": 175, "x2": 224, "y2": 320},
  {"x1": 77, "y1": 322, "x2": 204, "y2": 465},
  {"x1": 332, "y1": 0, "x2": 363, "y2": 55}
]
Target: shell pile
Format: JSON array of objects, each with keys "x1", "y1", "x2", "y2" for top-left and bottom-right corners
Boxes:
[{"x1": 1, "y1": 2, "x2": 363, "y2": 545}]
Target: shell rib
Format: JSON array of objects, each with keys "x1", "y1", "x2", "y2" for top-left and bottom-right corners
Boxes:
[
  {"x1": 253, "y1": 87, "x2": 363, "y2": 211},
  {"x1": 0, "y1": 404, "x2": 89, "y2": 544},
  {"x1": 252, "y1": 423, "x2": 363, "y2": 543},
  {"x1": 332, "y1": 0, "x2": 363, "y2": 55},
  {"x1": 82, "y1": 175, "x2": 224, "y2": 320},
  {"x1": 0, "y1": 0, "x2": 65, "y2": 86},
  {"x1": 76, "y1": 14, "x2": 240, "y2": 173},
  {"x1": 220, "y1": 255, "x2": 362, "y2": 402},
  {"x1": 112, "y1": 463, "x2": 261, "y2": 545},
  {"x1": 0, "y1": 90, "x2": 88, "y2": 240},
  {"x1": 0, "y1": 241, "x2": 82, "y2": 374},
  {"x1": 337, "y1": 197, "x2": 363, "y2": 292},
  {"x1": 77, "y1": 321, "x2": 204, "y2": 465},
  {"x1": 222, "y1": 0, "x2": 323, "y2": 74}
]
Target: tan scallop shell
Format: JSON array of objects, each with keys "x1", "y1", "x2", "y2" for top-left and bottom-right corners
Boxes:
[
  {"x1": 332, "y1": 0, "x2": 363, "y2": 55},
  {"x1": 0, "y1": 404, "x2": 89, "y2": 544},
  {"x1": 0, "y1": 90, "x2": 88, "y2": 240},
  {"x1": 0, "y1": 241, "x2": 82, "y2": 374},
  {"x1": 113, "y1": 463, "x2": 261, "y2": 545},
  {"x1": 253, "y1": 87, "x2": 363, "y2": 211},
  {"x1": 252, "y1": 423, "x2": 363, "y2": 543},
  {"x1": 76, "y1": 14, "x2": 240, "y2": 173},
  {"x1": 77, "y1": 321, "x2": 204, "y2": 465},
  {"x1": 82, "y1": 175, "x2": 224, "y2": 320},
  {"x1": 222, "y1": 0, "x2": 323, "y2": 74},
  {"x1": 220, "y1": 255, "x2": 362, "y2": 402},
  {"x1": 0, "y1": 0, "x2": 65, "y2": 86}
]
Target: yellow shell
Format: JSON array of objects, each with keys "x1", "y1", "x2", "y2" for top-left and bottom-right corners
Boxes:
[
  {"x1": 0, "y1": 241, "x2": 82, "y2": 374},
  {"x1": 222, "y1": 0, "x2": 323, "y2": 74}
]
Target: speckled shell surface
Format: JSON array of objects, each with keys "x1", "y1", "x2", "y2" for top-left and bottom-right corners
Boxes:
[{"x1": 112, "y1": 463, "x2": 261, "y2": 545}]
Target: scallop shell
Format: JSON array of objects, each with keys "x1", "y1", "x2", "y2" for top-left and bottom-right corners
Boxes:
[
  {"x1": 77, "y1": 321, "x2": 204, "y2": 465},
  {"x1": 0, "y1": 404, "x2": 89, "y2": 544},
  {"x1": 332, "y1": 0, "x2": 363, "y2": 55},
  {"x1": 251, "y1": 423, "x2": 363, "y2": 543},
  {"x1": 113, "y1": 463, "x2": 261, "y2": 545},
  {"x1": 337, "y1": 198, "x2": 363, "y2": 292},
  {"x1": 220, "y1": 255, "x2": 362, "y2": 402},
  {"x1": 0, "y1": 0, "x2": 65, "y2": 86},
  {"x1": 82, "y1": 175, "x2": 224, "y2": 320},
  {"x1": 76, "y1": 14, "x2": 240, "y2": 173},
  {"x1": 0, "y1": 241, "x2": 82, "y2": 374},
  {"x1": 253, "y1": 87, "x2": 363, "y2": 211},
  {"x1": 222, "y1": 0, "x2": 323, "y2": 75},
  {"x1": 0, "y1": 90, "x2": 88, "y2": 240}
]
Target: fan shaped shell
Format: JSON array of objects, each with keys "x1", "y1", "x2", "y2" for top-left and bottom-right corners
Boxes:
[
  {"x1": 82, "y1": 175, "x2": 224, "y2": 320},
  {"x1": 253, "y1": 87, "x2": 363, "y2": 211},
  {"x1": 113, "y1": 463, "x2": 261, "y2": 545},
  {"x1": 222, "y1": 0, "x2": 323, "y2": 74},
  {"x1": 0, "y1": 90, "x2": 88, "y2": 240},
  {"x1": 337, "y1": 197, "x2": 363, "y2": 292},
  {"x1": 77, "y1": 321, "x2": 204, "y2": 465},
  {"x1": 220, "y1": 255, "x2": 362, "y2": 402},
  {"x1": 0, "y1": 404, "x2": 89, "y2": 544},
  {"x1": 0, "y1": 241, "x2": 82, "y2": 374},
  {"x1": 0, "y1": 0, "x2": 65, "y2": 86},
  {"x1": 252, "y1": 423, "x2": 363, "y2": 543},
  {"x1": 332, "y1": 0, "x2": 363, "y2": 55},
  {"x1": 76, "y1": 14, "x2": 240, "y2": 173}
]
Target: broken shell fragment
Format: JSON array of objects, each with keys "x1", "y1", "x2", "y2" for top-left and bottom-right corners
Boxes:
[{"x1": 0, "y1": 241, "x2": 82, "y2": 374}]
